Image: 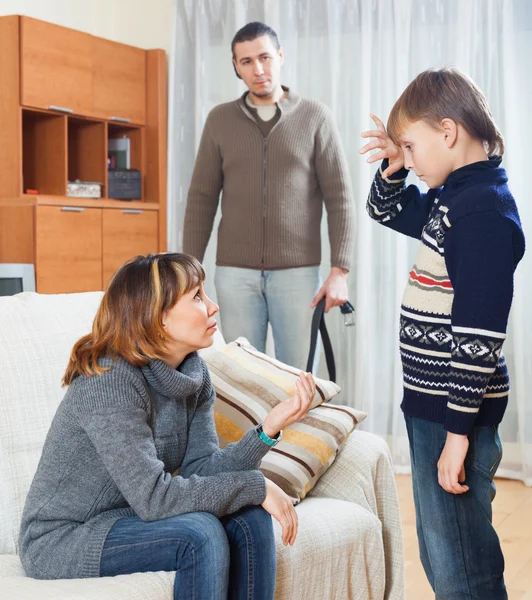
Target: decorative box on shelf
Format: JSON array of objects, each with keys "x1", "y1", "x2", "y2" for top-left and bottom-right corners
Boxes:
[
  {"x1": 67, "y1": 180, "x2": 103, "y2": 199},
  {"x1": 108, "y1": 168, "x2": 142, "y2": 200}
]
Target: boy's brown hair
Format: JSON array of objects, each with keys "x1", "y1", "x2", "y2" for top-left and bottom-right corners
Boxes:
[
  {"x1": 387, "y1": 67, "x2": 504, "y2": 156},
  {"x1": 62, "y1": 253, "x2": 205, "y2": 385}
]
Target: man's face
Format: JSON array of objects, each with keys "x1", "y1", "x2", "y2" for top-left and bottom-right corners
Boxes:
[{"x1": 233, "y1": 35, "x2": 284, "y2": 99}]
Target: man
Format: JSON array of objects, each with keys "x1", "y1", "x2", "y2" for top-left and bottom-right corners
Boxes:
[{"x1": 183, "y1": 22, "x2": 354, "y2": 370}]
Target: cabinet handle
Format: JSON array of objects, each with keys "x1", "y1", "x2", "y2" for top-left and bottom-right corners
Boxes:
[
  {"x1": 110, "y1": 116, "x2": 131, "y2": 123},
  {"x1": 123, "y1": 209, "x2": 142, "y2": 214},
  {"x1": 48, "y1": 105, "x2": 74, "y2": 114},
  {"x1": 60, "y1": 206, "x2": 85, "y2": 212}
]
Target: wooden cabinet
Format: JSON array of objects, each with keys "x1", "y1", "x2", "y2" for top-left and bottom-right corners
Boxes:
[
  {"x1": 20, "y1": 17, "x2": 93, "y2": 116},
  {"x1": 92, "y1": 38, "x2": 146, "y2": 125},
  {"x1": 35, "y1": 206, "x2": 102, "y2": 293},
  {"x1": 0, "y1": 206, "x2": 33, "y2": 264},
  {"x1": 0, "y1": 16, "x2": 167, "y2": 294},
  {"x1": 0, "y1": 16, "x2": 22, "y2": 198},
  {"x1": 32, "y1": 206, "x2": 159, "y2": 293},
  {"x1": 102, "y1": 209, "x2": 158, "y2": 285},
  {"x1": 20, "y1": 17, "x2": 147, "y2": 124}
]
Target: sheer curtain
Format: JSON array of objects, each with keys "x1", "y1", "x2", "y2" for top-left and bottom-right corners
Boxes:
[{"x1": 168, "y1": 0, "x2": 532, "y2": 481}]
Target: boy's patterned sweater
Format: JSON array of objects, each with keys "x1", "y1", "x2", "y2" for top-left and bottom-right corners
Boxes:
[{"x1": 367, "y1": 158, "x2": 525, "y2": 434}]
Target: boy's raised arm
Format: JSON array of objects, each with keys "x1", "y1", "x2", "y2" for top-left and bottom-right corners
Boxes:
[{"x1": 361, "y1": 114, "x2": 438, "y2": 239}]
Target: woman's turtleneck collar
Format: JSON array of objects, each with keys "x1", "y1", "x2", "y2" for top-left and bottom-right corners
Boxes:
[
  {"x1": 141, "y1": 352, "x2": 204, "y2": 398},
  {"x1": 445, "y1": 155, "x2": 504, "y2": 188}
]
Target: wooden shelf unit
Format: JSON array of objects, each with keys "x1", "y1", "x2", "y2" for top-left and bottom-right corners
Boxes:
[
  {"x1": 0, "y1": 15, "x2": 168, "y2": 293},
  {"x1": 22, "y1": 109, "x2": 67, "y2": 196},
  {"x1": 107, "y1": 122, "x2": 145, "y2": 200},
  {"x1": 68, "y1": 116, "x2": 107, "y2": 198}
]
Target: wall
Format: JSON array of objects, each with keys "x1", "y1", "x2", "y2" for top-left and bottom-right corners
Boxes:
[{"x1": 0, "y1": 0, "x2": 174, "y2": 54}]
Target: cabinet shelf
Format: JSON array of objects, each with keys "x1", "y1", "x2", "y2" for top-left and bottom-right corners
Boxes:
[
  {"x1": 68, "y1": 117, "x2": 106, "y2": 197},
  {"x1": 22, "y1": 109, "x2": 67, "y2": 195},
  {"x1": 107, "y1": 122, "x2": 144, "y2": 200},
  {"x1": 21, "y1": 195, "x2": 159, "y2": 210}
]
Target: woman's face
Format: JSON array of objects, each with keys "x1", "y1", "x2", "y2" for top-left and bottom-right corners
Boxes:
[{"x1": 162, "y1": 282, "x2": 219, "y2": 361}]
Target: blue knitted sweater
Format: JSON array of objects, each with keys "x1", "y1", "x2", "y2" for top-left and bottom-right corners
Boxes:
[{"x1": 367, "y1": 157, "x2": 525, "y2": 434}]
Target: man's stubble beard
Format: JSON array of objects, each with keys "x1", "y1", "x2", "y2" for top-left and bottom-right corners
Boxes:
[
  {"x1": 250, "y1": 81, "x2": 279, "y2": 100},
  {"x1": 251, "y1": 89, "x2": 273, "y2": 99}
]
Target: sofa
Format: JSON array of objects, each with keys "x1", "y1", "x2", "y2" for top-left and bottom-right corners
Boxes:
[{"x1": 0, "y1": 291, "x2": 405, "y2": 600}]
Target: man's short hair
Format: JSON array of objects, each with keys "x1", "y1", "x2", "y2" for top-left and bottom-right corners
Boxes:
[{"x1": 231, "y1": 22, "x2": 280, "y2": 60}]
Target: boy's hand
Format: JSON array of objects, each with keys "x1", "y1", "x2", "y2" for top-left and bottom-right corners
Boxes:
[
  {"x1": 360, "y1": 113, "x2": 405, "y2": 179},
  {"x1": 437, "y1": 432, "x2": 470, "y2": 494}
]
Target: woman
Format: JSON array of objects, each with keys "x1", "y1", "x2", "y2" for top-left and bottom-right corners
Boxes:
[{"x1": 19, "y1": 252, "x2": 315, "y2": 599}]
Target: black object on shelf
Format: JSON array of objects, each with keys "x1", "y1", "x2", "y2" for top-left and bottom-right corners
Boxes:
[{"x1": 108, "y1": 168, "x2": 142, "y2": 200}]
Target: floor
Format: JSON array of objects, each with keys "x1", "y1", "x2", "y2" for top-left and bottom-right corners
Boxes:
[{"x1": 395, "y1": 475, "x2": 532, "y2": 599}]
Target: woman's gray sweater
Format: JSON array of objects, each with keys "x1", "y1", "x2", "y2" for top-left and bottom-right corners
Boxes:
[{"x1": 19, "y1": 353, "x2": 269, "y2": 580}]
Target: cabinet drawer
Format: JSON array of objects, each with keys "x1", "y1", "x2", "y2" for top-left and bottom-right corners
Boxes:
[
  {"x1": 20, "y1": 17, "x2": 93, "y2": 116},
  {"x1": 102, "y1": 209, "x2": 158, "y2": 285},
  {"x1": 35, "y1": 206, "x2": 102, "y2": 293},
  {"x1": 92, "y1": 38, "x2": 146, "y2": 125}
]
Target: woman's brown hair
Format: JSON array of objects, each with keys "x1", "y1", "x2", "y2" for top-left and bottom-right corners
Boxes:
[
  {"x1": 62, "y1": 253, "x2": 205, "y2": 385},
  {"x1": 387, "y1": 67, "x2": 504, "y2": 157}
]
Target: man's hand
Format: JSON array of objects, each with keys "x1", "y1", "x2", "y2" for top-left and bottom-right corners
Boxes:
[
  {"x1": 311, "y1": 267, "x2": 349, "y2": 313},
  {"x1": 360, "y1": 113, "x2": 405, "y2": 179},
  {"x1": 437, "y1": 432, "x2": 470, "y2": 494}
]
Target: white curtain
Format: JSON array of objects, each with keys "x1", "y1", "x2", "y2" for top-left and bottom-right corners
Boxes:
[{"x1": 168, "y1": 0, "x2": 532, "y2": 481}]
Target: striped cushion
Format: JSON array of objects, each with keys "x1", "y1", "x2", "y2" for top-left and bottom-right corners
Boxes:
[{"x1": 205, "y1": 337, "x2": 367, "y2": 503}]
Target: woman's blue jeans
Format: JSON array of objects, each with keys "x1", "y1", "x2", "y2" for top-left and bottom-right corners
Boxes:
[
  {"x1": 99, "y1": 505, "x2": 276, "y2": 600},
  {"x1": 405, "y1": 414, "x2": 507, "y2": 600}
]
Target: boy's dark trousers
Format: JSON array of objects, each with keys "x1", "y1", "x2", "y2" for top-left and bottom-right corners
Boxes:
[{"x1": 405, "y1": 414, "x2": 507, "y2": 600}]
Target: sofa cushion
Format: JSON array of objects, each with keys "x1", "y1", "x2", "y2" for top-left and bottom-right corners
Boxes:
[
  {"x1": 259, "y1": 402, "x2": 366, "y2": 502},
  {"x1": 204, "y1": 337, "x2": 366, "y2": 502},
  {"x1": 206, "y1": 336, "x2": 341, "y2": 414}
]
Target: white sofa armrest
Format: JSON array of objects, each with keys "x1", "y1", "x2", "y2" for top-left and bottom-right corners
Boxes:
[{"x1": 309, "y1": 429, "x2": 405, "y2": 600}]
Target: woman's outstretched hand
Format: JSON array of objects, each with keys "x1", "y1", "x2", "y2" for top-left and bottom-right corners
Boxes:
[
  {"x1": 261, "y1": 479, "x2": 298, "y2": 545},
  {"x1": 263, "y1": 372, "x2": 316, "y2": 437},
  {"x1": 360, "y1": 113, "x2": 405, "y2": 179}
]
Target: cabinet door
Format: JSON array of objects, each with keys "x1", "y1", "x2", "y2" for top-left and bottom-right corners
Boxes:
[
  {"x1": 36, "y1": 206, "x2": 102, "y2": 293},
  {"x1": 102, "y1": 209, "x2": 158, "y2": 285},
  {"x1": 20, "y1": 17, "x2": 93, "y2": 116},
  {"x1": 92, "y1": 38, "x2": 146, "y2": 125}
]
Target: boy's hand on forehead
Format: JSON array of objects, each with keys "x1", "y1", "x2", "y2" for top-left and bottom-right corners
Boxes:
[{"x1": 360, "y1": 113, "x2": 405, "y2": 179}]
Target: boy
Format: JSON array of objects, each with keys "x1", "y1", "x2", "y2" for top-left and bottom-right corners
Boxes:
[{"x1": 360, "y1": 67, "x2": 525, "y2": 599}]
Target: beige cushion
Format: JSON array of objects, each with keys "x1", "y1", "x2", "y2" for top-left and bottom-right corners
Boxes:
[
  {"x1": 205, "y1": 337, "x2": 367, "y2": 502},
  {"x1": 207, "y1": 336, "x2": 341, "y2": 412}
]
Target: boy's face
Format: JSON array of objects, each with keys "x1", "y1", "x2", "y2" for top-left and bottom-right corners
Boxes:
[{"x1": 398, "y1": 120, "x2": 453, "y2": 188}]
